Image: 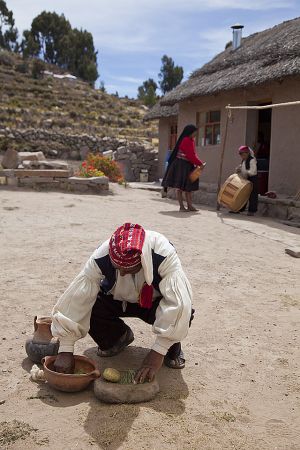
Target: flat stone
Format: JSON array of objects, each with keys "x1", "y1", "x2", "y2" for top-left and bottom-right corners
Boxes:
[
  {"x1": 19, "y1": 177, "x2": 56, "y2": 184},
  {"x1": 13, "y1": 169, "x2": 70, "y2": 178},
  {"x1": 94, "y1": 375, "x2": 159, "y2": 404},
  {"x1": 7, "y1": 177, "x2": 18, "y2": 186},
  {"x1": 68, "y1": 176, "x2": 108, "y2": 185},
  {"x1": 285, "y1": 247, "x2": 300, "y2": 258},
  {"x1": 18, "y1": 151, "x2": 46, "y2": 162},
  {"x1": 103, "y1": 150, "x2": 113, "y2": 158},
  {"x1": 0, "y1": 169, "x2": 15, "y2": 177},
  {"x1": 22, "y1": 160, "x2": 69, "y2": 170},
  {"x1": 2, "y1": 148, "x2": 19, "y2": 169}
]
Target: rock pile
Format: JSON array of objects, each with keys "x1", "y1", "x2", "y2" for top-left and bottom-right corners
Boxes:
[
  {"x1": 0, "y1": 127, "x2": 158, "y2": 182},
  {"x1": 0, "y1": 148, "x2": 109, "y2": 194}
]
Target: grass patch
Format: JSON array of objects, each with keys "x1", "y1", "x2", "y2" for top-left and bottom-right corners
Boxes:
[{"x1": 0, "y1": 420, "x2": 37, "y2": 446}]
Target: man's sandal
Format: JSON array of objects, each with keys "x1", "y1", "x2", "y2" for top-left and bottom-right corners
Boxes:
[
  {"x1": 97, "y1": 327, "x2": 134, "y2": 357},
  {"x1": 164, "y1": 350, "x2": 185, "y2": 369}
]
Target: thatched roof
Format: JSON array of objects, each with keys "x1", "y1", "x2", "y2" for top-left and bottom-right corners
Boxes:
[
  {"x1": 143, "y1": 101, "x2": 178, "y2": 121},
  {"x1": 161, "y1": 17, "x2": 300, "y2": 106}
]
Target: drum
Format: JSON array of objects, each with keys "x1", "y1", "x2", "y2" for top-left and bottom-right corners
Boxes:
[{"x1": 218, "y1": 174, "x2": 253, "y2": 212}]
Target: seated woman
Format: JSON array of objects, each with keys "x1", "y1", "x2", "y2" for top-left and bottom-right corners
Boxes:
[
  {"x1": 162, "y1": 125, "x2": 205, "y2": 211},
  {"x1": 236, "y1": 145, "x2": 258, "y2": 216}
]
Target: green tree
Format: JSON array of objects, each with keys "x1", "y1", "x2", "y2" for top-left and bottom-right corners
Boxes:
[
  {"x1": 22, "y1": 12, "x2": 98, "y2": 84},
  {"x1": 22, "y1": 11, "x2": 71, "y2": 63},
  {"x1": 137, "y1": 78, "x2": 158, "y2": 107},
  {"x1": 158, "y1": 55, "x2": 183, "y2": 94},
  {"x1": 99, "y1": 81, "x2": 106, "y2": 92},
  {"x1": 59, "y1": 28, "x2": 98, "y2": 85},
  {"x1": 0, "y1": 0, "x2": 18, "y2": 51}
]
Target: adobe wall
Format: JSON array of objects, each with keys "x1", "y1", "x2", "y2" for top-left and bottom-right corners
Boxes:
[{"x1": 159, "y1": 78, "x2": 300, "y2": 196}]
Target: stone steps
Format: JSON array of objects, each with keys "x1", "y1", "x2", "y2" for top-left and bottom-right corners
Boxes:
[{"x1": 4, "y1": 169, "x2": 71, "y2": 178}]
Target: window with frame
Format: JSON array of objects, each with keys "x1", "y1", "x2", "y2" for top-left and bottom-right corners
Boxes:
[
  {"x1": 169, "y1": 123, "x2": 178, "y2": 149},
  {"x1": 197, "y1": 110, "x2": 221, "y2": 146}
]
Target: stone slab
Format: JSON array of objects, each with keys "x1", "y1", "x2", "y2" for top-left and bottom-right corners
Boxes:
[
  {"x1": 7, "y1": 177, "x2": 18, "y2": 186},
  {"x1": 2, "y1": 148, "x2": 19, "y2": 169},
  {"x1": 0, "y1": 169, "x2": 15, "y2": 177},
  {"x1": 68, "y1": 176, "x2": 109, "y2": 185},
  {"x1": 18, "y1": 151, "x2": 46, "y2": 162},
  {"x1": 19, "y1": 177, "x2": 57, "y2": 184},
  {"x1": 282, "y1": 221, "x2": 300, "y2": 229},
  {"x1": 13, "y1": 169, "x2": 70, "y2": 178},
  {"x1": 21, "y1": 160, "x2": 69, "y2": 170},
  {"x1": 285, "y1": 247, "x2": 300, "y2": 258}
]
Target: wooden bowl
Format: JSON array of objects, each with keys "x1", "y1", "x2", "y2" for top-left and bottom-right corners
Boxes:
[{"x1": 42, "y1": 355, "x2": 100, "y2": 392}]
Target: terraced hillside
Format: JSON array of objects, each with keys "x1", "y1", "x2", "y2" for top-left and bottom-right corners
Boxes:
[{"x1": 0, "y1": 51, "x2": 157, "y2": 156}]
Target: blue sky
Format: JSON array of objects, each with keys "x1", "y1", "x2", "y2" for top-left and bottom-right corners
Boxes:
[{"x1": 9, "y1": 0, "x2": 300, "y2": 97}]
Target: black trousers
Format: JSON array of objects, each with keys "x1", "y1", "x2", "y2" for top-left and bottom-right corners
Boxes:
[
  {"x1": 240, "y1": 176, "x2": 258, "y2": 213},
  {"x1": 89, "y1": 291, "x2": 194, "y2": 358}
]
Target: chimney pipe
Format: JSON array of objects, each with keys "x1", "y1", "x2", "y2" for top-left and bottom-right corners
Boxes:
[{"x1": 231, "y1": 24, "x2": 244, "y2": 50}]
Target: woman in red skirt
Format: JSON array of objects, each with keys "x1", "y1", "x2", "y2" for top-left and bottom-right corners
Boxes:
[{"x1": 162, "y1": 124, "x2": 205, "y2": 211}]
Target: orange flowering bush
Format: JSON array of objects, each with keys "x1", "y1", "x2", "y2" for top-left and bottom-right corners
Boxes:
[
  {"x1": 86, "y1": 153, "x2": 124, "y2": 182},
  {"x1": 77, "y1": 161, "x2": 105, "y2": 178}
]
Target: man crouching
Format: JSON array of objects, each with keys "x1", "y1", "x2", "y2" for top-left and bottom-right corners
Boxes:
[{"x1": 51, "y1": 223, "x2": 194, "y2": 383}]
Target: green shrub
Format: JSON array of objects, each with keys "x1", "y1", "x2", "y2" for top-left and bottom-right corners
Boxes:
[
  {"x1": 31, "y1": 59, "x2": 45, "y2": 79},
  {"x1": 0, "y1": 51, "x2": 14, "y2": 67},
  {"x1": 15, "y1": 62, "x2": 29, "y2": 74}
]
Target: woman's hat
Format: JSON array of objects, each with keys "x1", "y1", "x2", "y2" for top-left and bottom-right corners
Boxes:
[{"x1": 238, "y1": 145, "x2": 250, "y2": 154}]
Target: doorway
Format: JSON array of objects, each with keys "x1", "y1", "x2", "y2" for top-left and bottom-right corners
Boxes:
[
  {"x1": 257, "y1": 103, "x2": 272, "y2": 194},
  {"x1": 246, "y1": 101, "x2": 272, "y2": 194}
]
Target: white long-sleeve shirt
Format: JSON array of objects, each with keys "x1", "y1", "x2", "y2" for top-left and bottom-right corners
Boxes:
[
  {"x1": 51, "y1": 230, "x2": 192, "y2": 356},
  {"x1": 240, "y1": 157, "x2": 257, "y2": 179}
]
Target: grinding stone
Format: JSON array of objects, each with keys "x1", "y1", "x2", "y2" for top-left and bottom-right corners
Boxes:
[{"x1": 94, "y1": 375, "x2": 160, "y2": 404}]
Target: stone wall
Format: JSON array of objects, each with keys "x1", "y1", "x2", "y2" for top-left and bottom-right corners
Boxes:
[{"x1": 0, "y1": 126, "x2": 158, "y2": 182}]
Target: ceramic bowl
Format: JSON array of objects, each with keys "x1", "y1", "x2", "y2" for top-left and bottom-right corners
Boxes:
[{"x1": 42, "y1": 355, "x2": 100, "y2": 392}]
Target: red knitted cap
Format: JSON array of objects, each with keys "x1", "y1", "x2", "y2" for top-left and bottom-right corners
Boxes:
[
  {"x1": 239, "y1": 145, "x2": 250, "y2": 154},
  {"x1": 109, "y1": 223, "x2": 145, "y2": 269}
]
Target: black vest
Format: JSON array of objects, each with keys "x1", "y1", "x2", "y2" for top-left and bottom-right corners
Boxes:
[{"x1": 94, "y1": 251, "x2": 166, "y2": 295}]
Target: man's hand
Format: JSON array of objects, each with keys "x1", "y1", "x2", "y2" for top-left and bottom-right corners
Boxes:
[
  {"x1": 134, "y1": 350, "x2": 164, "y2": 383},
  {"x1": 53, "y1": 352, "x2": 75, "y2": 374}
]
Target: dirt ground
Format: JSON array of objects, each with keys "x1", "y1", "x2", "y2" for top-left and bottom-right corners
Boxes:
[{"x1": 0, "y1": 185, "x2": 299, "y2": 450}]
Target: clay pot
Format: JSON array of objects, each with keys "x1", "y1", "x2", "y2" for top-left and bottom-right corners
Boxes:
[
  {"x1": 42, "y1": 355, "x2": 100, "y2": 392},
  {"x1": 25, "y1": 316, "x2": 59, "y2": 363}
]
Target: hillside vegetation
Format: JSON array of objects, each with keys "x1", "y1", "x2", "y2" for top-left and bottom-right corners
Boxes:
[{"x1": 0, "y1": 51, "x2": 157, "y2": 148}]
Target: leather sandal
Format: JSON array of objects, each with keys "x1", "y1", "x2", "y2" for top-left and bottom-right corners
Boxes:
[
  {"x1": 164, "y1": 350, "x2": 185, "y2": 369},
  {"x1": 97, "y1": 327, "x2": 134, "y2": 357}
]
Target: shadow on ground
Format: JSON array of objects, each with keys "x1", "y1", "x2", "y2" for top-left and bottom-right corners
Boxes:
[
  {"x1": 31, "y1": 345, "x2": 189, "y2": 450},
  {"x1": 159, "y1": 210, "x2": 200, "y2": 218}
]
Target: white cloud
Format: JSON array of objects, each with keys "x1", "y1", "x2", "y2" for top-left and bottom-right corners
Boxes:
[
  {"x1": 9, "y1": 1, "x2": 297, "y2": 54},
  {"x1": 8, "y1": 0, "x2": 297, "y2": 95},
  {"x1": 109, "y1": 75, "x2": 144, "y2": 84}
]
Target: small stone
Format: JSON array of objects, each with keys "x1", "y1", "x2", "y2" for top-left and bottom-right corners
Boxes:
[
  {"x1": 0, "y1": 400, "x2": 5, "y2": 405},
  {"x1": 285, "y1": 247, "x2": 300, "y2": 258}
]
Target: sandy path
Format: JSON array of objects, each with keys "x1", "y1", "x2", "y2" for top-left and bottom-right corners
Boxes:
[{"x1": 0, "y1": 185, "x2": 299, "y2": 450}]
